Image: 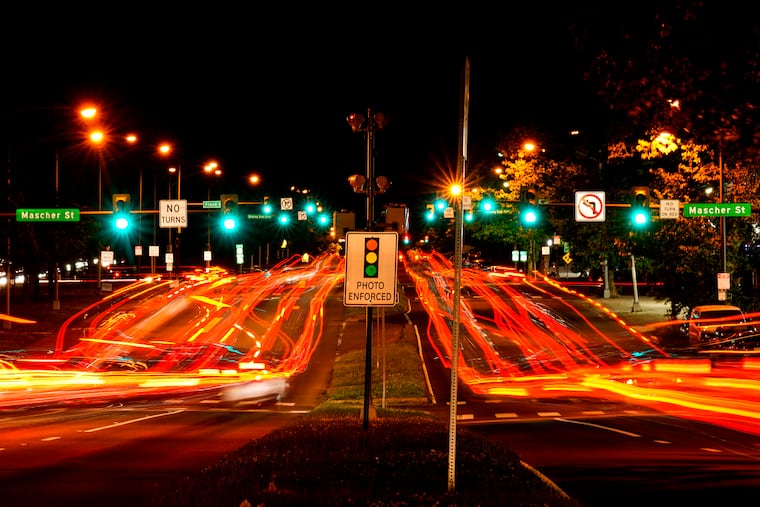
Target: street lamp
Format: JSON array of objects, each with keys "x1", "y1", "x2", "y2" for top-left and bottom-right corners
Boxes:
[
  {"x1": 158, "y1": 143, "x2": 182, "y2": 273},
  {"x1": 52, "y1": 106, "x2": 98, "y2": 310},
  {"x1": 204, "y1": 161, "x2": 223, "y2": 271}
]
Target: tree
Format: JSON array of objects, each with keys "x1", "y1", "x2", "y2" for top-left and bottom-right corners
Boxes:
[{"x1": 573, "y1": 1, "x2": 760, "y2": 313}]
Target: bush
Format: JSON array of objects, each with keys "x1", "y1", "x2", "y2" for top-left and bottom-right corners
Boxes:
[{"x1": 150, "y1": 415, "x2": 583, "y2": 507}]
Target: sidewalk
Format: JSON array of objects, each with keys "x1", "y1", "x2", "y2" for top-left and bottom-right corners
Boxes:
[{"x1": 590, "y1": 294, "x2": 677, "y2": 333}]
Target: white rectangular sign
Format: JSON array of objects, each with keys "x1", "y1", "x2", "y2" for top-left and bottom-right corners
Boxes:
[
  {"x1": 344, "y1": 231, "x2": 399, "y2": 307},
  {"x1": 659, "y1": 199, "x2": 680, "y2": 219},
  {"x1": 159, "y1": 200, "x2": 188, "y2": 228},
  {"x1": 100, "y1": 250, "x2": 114, "y2": 268}
]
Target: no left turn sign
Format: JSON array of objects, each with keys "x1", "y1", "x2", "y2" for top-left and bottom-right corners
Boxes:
[{"x1": 575, "y1": 191, "x2": 606, "y2": 222}]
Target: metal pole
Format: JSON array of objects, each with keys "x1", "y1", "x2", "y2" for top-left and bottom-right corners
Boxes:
[
  {"x1": 3, "y1": 228, "x2": 9, "y2": 329},
  {"x1": 176, "y1": 164, "x2": 181, "y2": 271},
  {"x1": 4, "y1": 145, "x2": 11, "y2": 329},
  {"x1": 719, "y1": 146, "x2": 727, "y2": 273},
  {"x1": 631, "y1": 254, "x2": 642, "y2": 312},
  {"x1": 448, "y1": 56, "x2": 469, "y2": 493},
  {"x1": 151, "y1": 168, "x2": 157, "y2": 274},
  {"x1": 98, "y1": 152, "x2": 103, "y2": 211},
  {"x1": 53, "y1": 148, "x2": 60, "y2": 310},
  {"x1": 138, "y1": 167, "x2": 143, "y2": 273},
  {"x1": 362, "y1": 109, "x2": 375, "y2": 431},
  {"x1": 206, "y1": 187, "x2": 211, "y2": 271},
  {"x1": 97, "y1": 152, "x2": 102, "y2": 292}
]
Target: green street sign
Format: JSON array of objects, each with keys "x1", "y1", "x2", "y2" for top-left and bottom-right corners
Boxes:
[
  {"x1": 16, "y1": 208, "x2": 80, "y2": 222},
  {"x1": 683, "y1": 203, "x2": 752, "y2": 218},
  {"x1": 203, "y1": 200, "x2": 221, "y2": 209},
  {"x1": 247, "y1": 214, "x2": 273, "y2": 220}
]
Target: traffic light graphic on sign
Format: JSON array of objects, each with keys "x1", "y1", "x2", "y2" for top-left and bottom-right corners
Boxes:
[{"x1": 363, "y1": 237, "x2": 380, "y2": 278}]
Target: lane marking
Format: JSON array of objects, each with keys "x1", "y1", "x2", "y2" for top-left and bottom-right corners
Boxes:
[
  {"x1": 495, "y1": 412, "x2": 519, "y2": 419},
  {"x1": 41, "y1": 436, "x2": 61, "y2": 442},
  {"x1": 555, "y1": 417, "x2": 642, "y2": 437},
  {"x1": 538, "y1": 412, "x2": 562, "y2": 417},
  {"x1": 83, "y1": 409, "x2": 186, "y2": 433}
]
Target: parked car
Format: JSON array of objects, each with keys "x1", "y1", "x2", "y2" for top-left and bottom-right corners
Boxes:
[
  {"x1": 548, "y1": 264, "x2": 588, "y2": 280},
  {"x1": 682, "y1": 304, "x2": 759, "y2": 350}
]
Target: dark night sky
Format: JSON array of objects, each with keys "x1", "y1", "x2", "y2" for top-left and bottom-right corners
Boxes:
[{"x1": 3, "y1": 6, "x2": 595, "y2": 219}]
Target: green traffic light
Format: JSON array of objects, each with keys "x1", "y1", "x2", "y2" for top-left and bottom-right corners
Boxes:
[
  {"x1": 521, "y1": 205, "x2": 539, "y2": 226},
  {"x1": 114, "y1": 216, "x2": 130, "y2": 230},
  {"x1": 632, "y1": 211, "x2": 649, "y2": 226},
  {"x1": 222, "y1": 217, "x2": 237, "y2": 230}
]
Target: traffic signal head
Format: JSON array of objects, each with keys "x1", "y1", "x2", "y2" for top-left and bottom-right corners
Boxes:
[
  {"x1": 363, "y1": 237, "x2": 380, "y2": 278},
  {"x1": 631, "y1": 186, "x2": 650, "y2": 226},
  {"x1": 262, "y1": 195, "x2": 272, "y2": 215},
  {"x1": 480, "y1": 197, "x2": 496, "y2": 213},
  {"x1": 519, "y1": 186, "x2": 539, "y2": 226},
  {"x1": 520, "y1": 186, "x2": 537, "y2": 205},
  {"x1": 112, "y1": 193, "x2": 131, "y2": 231},
  {"x1": 425, "y1": 204, "x2": 436, "y2": 221},
  {"x1": 220, "y1": 194, "x2": 239, "y2": 231}
]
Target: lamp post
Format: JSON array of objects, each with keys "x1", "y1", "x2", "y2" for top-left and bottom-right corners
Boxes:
[
  {"x1": 158, "y1": 143, "x2": 178, "y2": 273},
  {"x1": 719, "y1": 144, "x2": 727, "y2": 275},
  {"x1": 204, "y1": 161, "x2": 222, "y2": 271},
  {"x1": 347, "y1": 108, "x2": 387, "y2": 430},
  {"x1": 714, "y1": 129, "x2": 739, "y2": 300},
  {"x1": 168, "y1": 164, "x2": 180, "y2": 272},
  {"x1": 51, "y1": 106, "x2": 98, "y2": 309}
]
